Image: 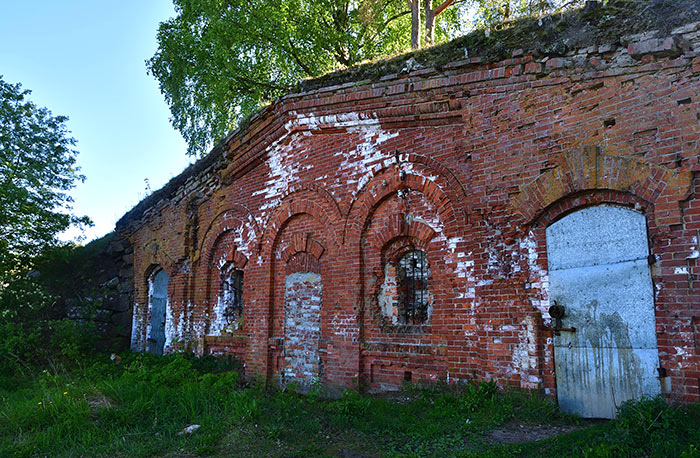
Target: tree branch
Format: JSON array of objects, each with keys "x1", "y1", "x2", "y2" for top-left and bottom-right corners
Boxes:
[
  {"x1": 230, "y1": 74, "x2": 289, "y2": 92},
  {"x1": 287, "y1": 38, "x2": 315, "y2": 76},
  {"x1": 361, "y1": 9, "x2": 412, "y2": 48},
  {"x1": 432, "y1": 0, "x2": 454, "y2": 17},
  {"x1": 384, "y1": 9, "x2": 412, "y2": 27}
]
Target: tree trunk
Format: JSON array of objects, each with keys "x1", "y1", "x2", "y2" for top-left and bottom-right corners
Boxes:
[
  {"x1": 411, "y1": 0, "x2": 421, "y2": 49},
  {"x1": 424, "y1": 0, "x2": 434, "y2": 46}
]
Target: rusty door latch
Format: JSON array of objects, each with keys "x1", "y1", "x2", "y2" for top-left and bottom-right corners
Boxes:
[{"x1": 546, "y1": 301, "x2": 577, "y2": 336}]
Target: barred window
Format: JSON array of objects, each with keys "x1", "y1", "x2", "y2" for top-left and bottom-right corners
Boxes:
[
  {"x1": 221, "y1": 265, "x2": 244, "y2": 327},
  {"x1": 397, "y1": 250, "x2": 430, "y2": 324}
]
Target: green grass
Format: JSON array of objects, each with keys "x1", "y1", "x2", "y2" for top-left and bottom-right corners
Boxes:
[{"x1": 1, "y1": 353, "x2": 699, "y2": 457}]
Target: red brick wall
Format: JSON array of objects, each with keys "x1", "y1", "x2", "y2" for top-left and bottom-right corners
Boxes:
[{"x1": 126, "y1": 24, "x2": 700, "y2": 401}]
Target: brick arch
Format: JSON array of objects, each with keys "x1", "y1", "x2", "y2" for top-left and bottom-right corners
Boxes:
[
  {"x1": 344, "y1": 161, "x2": 464, "y2": 244},
  {"x1": 371, "y1": 215, "x2": 438, "y2": 252},
  {"x1": 203, "y1": 229, "x2": 250, "y2": 337},
  {"x1": 276, "y1": 183, "x2": 343, "y2": 221},
  {"x1": 533, "y1": 189, "x2": 651, "y2": 229},
  {"x1": 285, "y1": 251, "x2": 323, "y2": 275},
  {"x1": 402, "y1": 152, "x2": 469, "y2": 210},
  {"x1": 510, "y1": 146, "x2": 692, "y2": 227},
  {"x1": 260, "y1": 192, "x2": 337, "y2": 383},
  {"x1": 197, "y1": 205, "x2": 260, "y2": 263},
  {"x1": 280, "y1": 232, "x2": 326, "y2": 264},
  {"x1": 260, "y1": 189, "x2": 342, "y2": 257},
  {"x1": 204, "y1": 229, "x2": 250, "y2": 270},
  {"x1": 136, "y1": 241, "x2": 176, "y2": 304}
]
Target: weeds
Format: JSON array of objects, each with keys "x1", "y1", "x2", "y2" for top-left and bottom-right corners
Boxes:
[{"x1": 1, "y1": 353, "x2": 699, "y2": 457}]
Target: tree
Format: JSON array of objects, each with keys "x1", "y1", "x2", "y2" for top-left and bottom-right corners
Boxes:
[
  {"x1": 406, "y1": 0, "x2": 458, "y2": 48},
  {"x1": 472, "y1": 0, "x2": 585, "y2": 28},
  {"x1": 150, "y1": 0, "x2": 586, "y2": 157},
  {"x1": 148, "y1": 0, "x2": 467, "y2": 156},
  {"x1": 0, "y1": 76, "x2": 91, "y2": 274}
]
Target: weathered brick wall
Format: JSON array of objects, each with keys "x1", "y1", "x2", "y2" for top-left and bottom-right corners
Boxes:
[{"x1": 118, "y1": 18, "x2": 700, "y2": 401}]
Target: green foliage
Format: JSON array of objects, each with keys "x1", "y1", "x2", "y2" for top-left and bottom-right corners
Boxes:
[
  {"x1": 147, "y1": 0, "x2": 469, "y2": 156},
  {"x1": 148, "y1": 0, "x2": 597, "y2": 157},
  {"x1": 48, "y1": 319, "x2": 98, "y2": 361},
  {"x1": 0, "y1": 275, "x2": 54, "y2": 376},
  {"x1": 0, "y1": 76, "x2": 91, "y2": 273},
  {"x1": 2, "y1": 355, "x2": 699, "y2": 457},
  {"x1": 0, "y1": 243, "x2": 103, "y2": 377},
  {"x1": 0, "y1": 352, "x2": 249, "y2": 457},
  {"x1": 472, "y1": 0, "x2": 587, "y2": 28},
  {"x1": 0, "y1": 77, "x2": 95, "y2": 376}
]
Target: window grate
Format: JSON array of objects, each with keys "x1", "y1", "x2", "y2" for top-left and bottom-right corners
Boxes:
[
  {"x1": 222, "y1": 267, "x2": 244, "y2": 324},
  {"x1": 397, "y1": 250, "x2": 429, "y2": 324}
]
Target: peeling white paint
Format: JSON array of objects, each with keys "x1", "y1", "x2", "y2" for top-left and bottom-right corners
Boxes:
[
  {"x1": 331, "y1": 115, "x2": 399, "y2": 196},
  {"x1": 407, "y1": 212, "x2": 443, "y2": 234},
  {"x1": 687, "y1": 236, "x2": 699, "y2": 259},
  {"x1": 674, "y1": 266, "x2": 689, "y2": 275},
  {"x1": 511, "y1": 315, "x2": 541, "y2": 388},
  {"x1": 378, "y1": 263, "x2": 400, "y2": 325},
  {"x1": 130, "y1": 302, "x2": 145, "y2": 351},
  {"x1": 252, "y1": 132, "x2": 305, "y2": 212},
  {"x1": 331, "y1": 312, "x2": 358, "y2": 340},
  {"x1": 252, "y1": 111, "x2": 401, "y2": 224},
  {"x1": 445, "y1": 236, "x2": 476, "y2": 299},
  {"x1": 162, "y1": 298, "x2": 179, "y2": 352},
  {"x1": 521, "y1": 232, "x2": 550, "y2": 317}
]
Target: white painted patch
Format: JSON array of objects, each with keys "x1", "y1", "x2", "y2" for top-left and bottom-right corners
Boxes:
[
  {"x1": 407, "y1": 212, "x2": 443, "y2": 234},
  {"x1": 378, "y1": 262, "x2": 400, "y2": 325},
  {"x1": 675, "y1": 266, "x2": 689, "y2": 275},
  {"x1": 445, "y1": 237, "x2": 476, "y2": 299},
  {"x1": 330, "y1": 115, "x2": 399, "y2": 196},
  {"x1": 252, "y1": 131, "x2": 305, "y2": 212},
  {"x1": 252, "y1": 111, "x2": 401, "y2": 224},
  {"x1": 511, "y1": 315, "x2": 541, "y2": 388},
  {"x1": 162, "y1": 297, "x2": 178, "y2": 352},
  {"x1": 521, "y1": 232, "x2": 550, "y2": 318},
  {"x1": 331, "y1": 312, "x2": 358, "y2": 340},
  {"x1": 130, "y1": 302, "x2": 145, "y2": 351},
  {"x1": 687, "y1": 236, "x2": 699, "y2": 259}
]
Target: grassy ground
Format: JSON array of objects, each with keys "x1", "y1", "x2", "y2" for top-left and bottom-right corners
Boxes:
[{"x1": 1, "y1": 352, "x2": 699, "y2": 457}]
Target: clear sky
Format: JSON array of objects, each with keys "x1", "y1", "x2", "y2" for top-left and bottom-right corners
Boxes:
[{"x1": 0, "y1": 0, "x2": 194, "y2": 242}]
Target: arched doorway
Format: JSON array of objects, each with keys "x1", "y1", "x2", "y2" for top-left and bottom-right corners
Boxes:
[
  {"x1": 546, "y1": 205, "x2": 660, "y2": 418},
  {"x1": 148, "y1": 269, "x2": 169, "y2": 355}
]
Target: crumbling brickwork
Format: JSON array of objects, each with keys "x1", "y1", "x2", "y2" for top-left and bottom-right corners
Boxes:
[{"x1": 117, "y1": 11, "x2": 700, "y2": 404}]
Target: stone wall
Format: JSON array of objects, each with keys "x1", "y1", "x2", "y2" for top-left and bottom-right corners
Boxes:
[
  {"x1": 116, "y1": 8, "x2": 700, "y2": 403},
  {"x1": 45, "y1": 232, "x2": 135, "y2": 351}
]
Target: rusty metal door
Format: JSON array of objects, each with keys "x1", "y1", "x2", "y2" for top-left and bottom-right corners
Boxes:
[
  {"x1": 148, "y1": 269, "x2": 169, "y2": 355},
  {"x1": 546, "y1": 205, "x2": 660, "y2": 418}
]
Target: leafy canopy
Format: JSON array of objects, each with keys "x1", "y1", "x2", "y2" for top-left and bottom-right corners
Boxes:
[
  {"x1": 0, "y1": 76, "x2": 91, "y2": 273},
  {"x1": 472, "y1": 0, "x2": 586, "y2": 28},
  {"x1": 149, "y1": 0, "x2": 587, "y2": 157},
  {"x1": 148, "y1": 0, "x2": 468, "y2": 156}
]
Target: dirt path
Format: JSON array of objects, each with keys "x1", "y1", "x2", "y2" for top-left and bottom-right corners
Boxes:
[{"x1": 484, "y1": 421, "x2": 585, "y2": 444}]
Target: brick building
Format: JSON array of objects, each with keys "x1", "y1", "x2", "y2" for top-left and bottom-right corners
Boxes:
[{"x1": 116, "y1": 2, "x2": 700, "y2": 418}]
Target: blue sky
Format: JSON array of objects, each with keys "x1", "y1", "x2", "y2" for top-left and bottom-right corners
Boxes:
[{"x1": 0, "y1": 0, "x2": 194, "y2": 242}]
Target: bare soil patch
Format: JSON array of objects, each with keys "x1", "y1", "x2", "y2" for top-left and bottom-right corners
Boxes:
[{"x1": 485, "y1": 421, "x2": 585, "y2": 444}]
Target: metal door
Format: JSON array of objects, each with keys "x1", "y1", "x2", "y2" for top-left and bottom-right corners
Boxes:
[
  {"x1": 546, "y1": 205, "x2": 660, "y2": 418},
  {"x1": 148, "y1": 269, "x2": 169, "y2": 355}
]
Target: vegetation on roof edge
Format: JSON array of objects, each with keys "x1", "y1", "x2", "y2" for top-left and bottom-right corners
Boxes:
[
  {"x1": 116, "y1": 0, "x2": 699, "y2": 231},
  {"x1": 296, "y1": 0, "x2": 699, "y2": 92}
]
